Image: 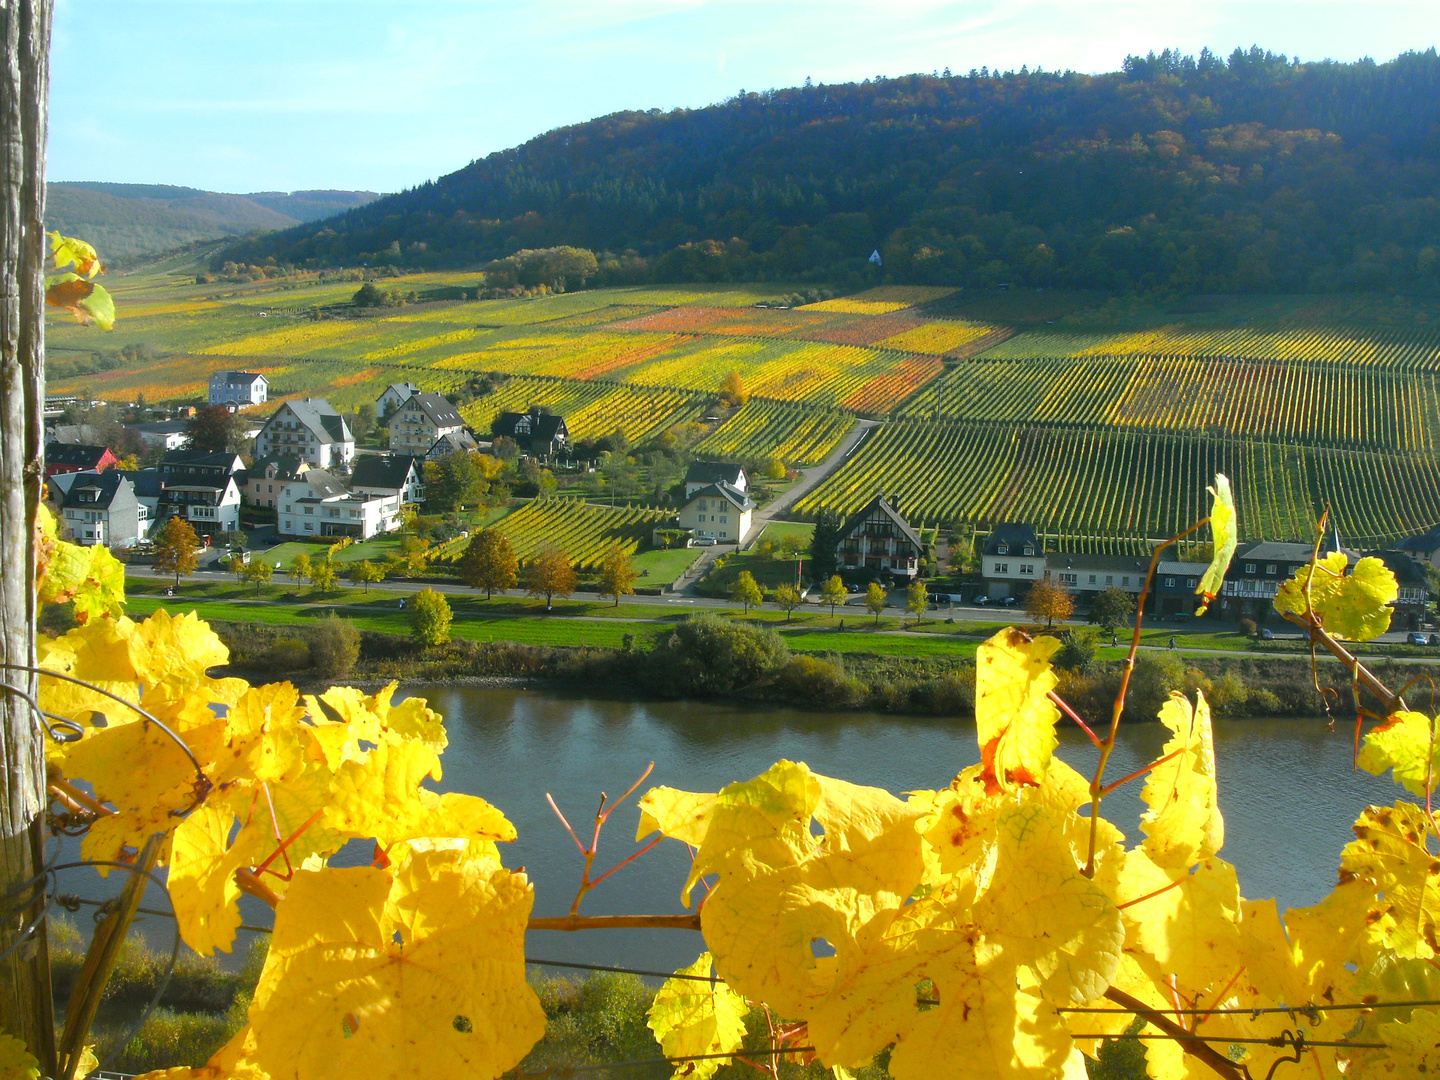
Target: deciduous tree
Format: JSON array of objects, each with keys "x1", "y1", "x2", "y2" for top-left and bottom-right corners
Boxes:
[
  {"x1": 309, "y1": 558, "x2": 338, "y2": 594},
  {"x1": 864, "y1": 581, "x2": 888, "y2": 625},
  {"x1": 184, "y1": 404, "x2": 246, "y2": 454},
  {"x1": 1027, "y1": 577, "x2": 1075, "y2": 629},
  {"x1": 153, "y1": 516, "x2": 200, "y2": 586},
  {"x1": 774, "y1": 582, "x2": 802, "y2": 622},
  {"x1": 289, "y1": 551, "x2": 311, "y2": 583},
  {"x1": 729, "y1": 570, "x2": 763, "y2": 614},
  {"x1": 820, "y1": 574, "x2": 848, "y2": 618},
  {"x1": 719, "y1": 370, "x2": 749, "y2": 406},
  {"x1": 349, "y1": 559, "x2": 384, "y2": 592},
  {"x1": 239, "y1": 558, "x2": 274, "y2": 594},
  {"x1": 409, "y1": 586, "x2": 453, "y2": 645},
  {"x1": 1089, "y1": 585, "x2": 1137, "y2": 633},
  {"x1": 524, "y1": 547, "x2": 575, "y2": 610},
  {"x1": 906, "y1": 579, "x2": 929, "y2": 625},
  {"x1": 461, "y1": 529, "x2": 518, "y2": 598},
  {"x1": 597, "y1": 542, "x2": 638, "y2": 606}
]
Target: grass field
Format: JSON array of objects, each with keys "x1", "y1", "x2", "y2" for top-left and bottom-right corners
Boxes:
[{"x1": 48, "y1": 267, "x2": 1440, "y2": 549}]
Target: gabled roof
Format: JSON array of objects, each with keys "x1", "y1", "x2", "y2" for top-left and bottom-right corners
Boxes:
[
  {"x1": 685, "y1": 461, "x2": 746, "y2": 487},
  {"x1": 45, "y1": 442, "x2": 113, "y2": 468},
  {"x1": 128, "y1": 419, "x2": 190, "y2": 436},
  {"x1": 838, "y1": 493, "x2": 923, "y2": 551},
  {"x1": 400, "y1": 392, "x2": 464, "y2": 428},
  {"x1": 284, "y1": 469, "x2": 347, "y2": 500},
  {"x1": 687, "y1": 480, "x2": 755, "y2": 512},
  {"x1": 493, "y1": 409, "x2": 567, "y2": 443},
  {"x1": 248, "y1": 455, "x2": 308, "y2": 482},
  {"x1": 351, "y1": 454, "x2": 423, "y2": 490},
  {"x1": 269, "y1": 399, "x2": 353, "y2": 444},
  {"x1": 1049, "y1": 552, "x2": 1149, "y2": 574},
  {"x1": 427, "y1": 430, "x2": 480, "y2": 457},
  {"x1": 1398, "y1": 525, "x2": 1440, "y2": 556},
  {"x1": 1233, "y1": 540, "x2": 1357, "y2": 564},
  {"x1": 214, "y1": 370, "x2": 266, "y2": 385},
  {"x1": 120, "y1": 468, "x2": 161, "y2": 500},
  {"x1": 160, "y1": 449, "x2": 244, "y2": 473},
  {"x1": 981, "y1": 522, "x2": 1038, "y2": 557},
  {"x1": 56, "y1": 470, "x2": 130, "y2": 511},
  {"x1": 380, "y1": 382, "x2": 419, "y2": 400}
]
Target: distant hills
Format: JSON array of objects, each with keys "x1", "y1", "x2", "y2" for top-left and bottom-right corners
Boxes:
[
  {"x1": 224, "y1": 47, "x2": 1440, "y2": 295},
  {"x1": 46, "y1": 183, "x2": 381, "y2": 258}
]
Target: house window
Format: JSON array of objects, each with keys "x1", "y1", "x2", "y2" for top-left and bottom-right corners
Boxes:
[
  {"x1": 1187, "y1": 577, "x2": 1197, "y2": 588},
  {"x1": 1059, "y1": 573, "x2": 1077, "y2": 585},
  {"x1": 997, "y1": 543, "x2": 1008, "y2": 555},
  {"x1": 995, "y1": 562, "x2": 1008, "y2": 574},
  {"x1": 1266, "y1": 563, "x2": 1277, "y2": 575},
  {"x1": 1023, "y1": 545, "x2": 1035, "y2": 556},
  {"x1": 1164, "y1": 577, "x2": 1176, "y2": 588},
  {"x1": 1088, "y1": 574, "x2": 1097, "y2": 584},
  {"x1": 1122, "y1": 576, "x2": 1130, "y2": 587},
  {"x1": 304, "y1": 507, "x2": 313, "y2": 515},
  {"x1": 1244, "y1": 563, "x2": 1256, "y2": 574},
  {"x1": 1105, "y1": 576, "x2": 1113, "y2": 585},
  {"x1": 1019, "y1": 564, "x2": 1034, "y2": 575},
  {"x1": 719, "y1": 531, "x2": 727, "y2": 538},
  {"x1": 304, "y1": 523, "x2": 314, "y2": 532}
]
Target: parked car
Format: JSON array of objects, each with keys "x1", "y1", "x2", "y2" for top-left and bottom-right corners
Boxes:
[
  {"x1": 1407, "y1": 632, "x2": 1430, "y2": 646},
  {"x1": 1259, "y1": 628, "x2": 1274, "y2": 640},
  {"x1": 1430, "y1": 634, "x2": 1440, "y2": 646},
  {"x1": 1001, "y1": 596, "x2": 1018, "y2": 607},
  {"x1": 973, "y1": 594, "x2": 990, "y2": 606},
  {"x1": 692, "y1": 536, "x2": 716, "y2": 547}
]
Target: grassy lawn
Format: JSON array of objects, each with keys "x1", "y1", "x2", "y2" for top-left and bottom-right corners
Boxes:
[
  {"x1": 756, "y1": 521, "x2": 814, "y2": 545},
  {"x1": 631, "y1": 546, "x2": 700, "y2": 583},
  {"x1": 259, "y1": 537, "x2": 403, "y2": 568}
]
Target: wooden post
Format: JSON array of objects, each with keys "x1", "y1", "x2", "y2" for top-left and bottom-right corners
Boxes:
[{"x1": 0, "y1": 0, "x2": 54, "y2": 1069}]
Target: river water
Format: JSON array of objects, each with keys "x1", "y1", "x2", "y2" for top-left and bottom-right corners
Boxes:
[{"x1": 411, "y1": 685, "x2": 1407, "y2": 978}]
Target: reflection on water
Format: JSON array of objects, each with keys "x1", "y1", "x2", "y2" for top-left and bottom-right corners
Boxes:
[{"x1": 417, "y1": 685, "x2": 1404, "y2": 976}]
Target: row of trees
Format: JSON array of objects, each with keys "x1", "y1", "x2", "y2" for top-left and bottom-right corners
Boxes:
[{"x1": 458, "y1": 528, "x2": 638, "y2": 607}]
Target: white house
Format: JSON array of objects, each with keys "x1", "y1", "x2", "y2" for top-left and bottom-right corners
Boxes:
[
  {"x1": 834, "y1": 494, "x2": 923, "y2": 581},
  {"x1": 980, "y1": 522, "x2": 1043, "y2": 599},
  {"x1": 255, "y1": 398, "x2": 354, "y2": 470},
  {"x1": 50, "y1": 470, "x2": 146, "y2": 548},
  {"x1": 241, "y1": 456, "x2": 309, "y2": 509},
  {"x1": 208, "y1": 371, "x2": 268, "y2": 407},
  {"x1": 277, "y1": 470, "x2": 403, "y2": 540},
  {"x1": 156, "y1": 450, "x2": 244, "y2": 536},
  {"x1": 125, "y1": 419, "x2": 190, "y2": 452},
  {"x1": 684, "y1": 461, "x2": 749, "y2": 500},
  {"x1": 350, "y1": 454, "x2": 425, "y2": 506},
  {"x1": 377, "y1": 382, "x2": 420, "y2": 419},
  {"x1": 388, "y1": 392, "x2": 467, "y2": 456},
  {"x1": 677, "y1": 481, "x2": 753, "y2": 544}
]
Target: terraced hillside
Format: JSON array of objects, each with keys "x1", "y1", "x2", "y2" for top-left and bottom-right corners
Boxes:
[{"x1": 47, "y1": 273, "x2": 1440, "y2": 546}]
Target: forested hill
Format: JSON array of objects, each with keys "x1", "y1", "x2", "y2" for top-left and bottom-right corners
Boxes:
[
  {"x1": 226, "y1": 48, "x2": 1440, "y2": 294},
  {"x1": 47, "y1": 183, "x2": 380, "y2": 258}
]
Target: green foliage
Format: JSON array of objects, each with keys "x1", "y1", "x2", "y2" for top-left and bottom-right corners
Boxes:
[
  {"x1": 905, "y1": 580, "x2": 928, "y2": 624},
  {"x1": 307, "y1": 614, "x2": 361, "y2": 678},
  {"x1": 864, "y1": 581, "x2": 888, "y2": 625},
  {"x1": 728, "y1": 570, "x2": 764, "y2": 613},
  {"x1": 1054, "y1": 628, "x2": 1101, "y2": 673},
  {"x1": 819, "y1": 574, "x2": 848, "y2": 616},
  {"x1": 773, "y1": 582, "x2": 802, "y2": 621},
  {"x1": 648, "y1": 612, "x2": 790, "y2": 695},
  {"x1": 808, "y1": 509, "x2": 842, "y2": 584},
  {"x1": 409, "y1": 586, "x2": 454, "y2": 646},
  {"x1": 1088, "y1": 587, "x2": 1136, "y2": 633}
]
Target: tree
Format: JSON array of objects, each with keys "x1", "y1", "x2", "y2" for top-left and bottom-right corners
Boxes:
[
  {"x1": 729, "y1": 570, "x2": 763, "y2": 614},
  {"x1": 184, "y1": 404, "x2": 246, "y2": 454},
  {"x1": 524, "y1": 547, "x2": 575, "y2": 610},
  {"x1": 289, "y1": 551, "x2": 312, "y2": 583},
  {"x1": 349, "y1": 559, "x2": 384, "y2": 592},
  {"x1": 309, "y1": 558, "x2": 338, "y2": 595},
  {"x1": 153, "y1": 515, "x2": 200, "y2": 586},
  {"x1": 597, "y1": 543, "x2": 638, "y2": 606},
  {"x1": 409, "y1": 586, "x2": 453, "y2": 646},
  {"x1": 774, "y1": 582, "x2": 802, "y2": 622},
  {"x1": 646, "y1": 612, "x2": 789, "y2": 695},
  {"x1": 238, "y1": 558, "x2": 274, "y2": 594},
  {"x1": 820, "y1": 574, "x2": 848, "y2": 618},
  {"x1": 864, "y1": 581, "x2": 888, "y2": 625},
  {"x1": 808, "y1": 509, "x2": 843, "y2": 583},
  {"x1": 424, "y1": 452, "x2": 486, "y2": 513},
  {"x1": 1090, "y1": 585, "x2": 1137, "y2": 634},
  {"x1": 1027, "y1": 578, "x2": 1075, "y2": 629},
  {"x1": 349, "y1": 402, "x2": 376, "y2": 441},
  {"x1": 461, "y1": 529, "x2": 518, "y2": 598},
  {"x1": 308, "y1": 614, "x2": 360, "y2": 678},
  {"x1": 719, "y1": 370, "x2": 749, "y2": 406},
  {"x1": 906, "y1": 579, "x2": 929, "y2": 625},
  {"x1": 400, "y1": 535, "x2": 432, "y2": 577},
  {"x1": 352, "y1": 281, "x2": 385, "y2": 307}
]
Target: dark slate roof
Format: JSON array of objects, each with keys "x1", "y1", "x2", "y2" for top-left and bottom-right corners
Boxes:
[
  {"x1": 493, "y1": 409, "x2": 568, "y2": 443},
  {"x1": 1398, "y1": 526, "x2": 1440, "y2": 556},
  {"x1": 981, "y1": 522, "x2": 1038, "y2": 557},
  {"x1": 249, "y1": 455, "x2": 308, "y2": 481},
  {"x1": 427, "y1": 430, "x2": 479, "y2": 457},
  {"x1": 45, "y1": 442, "x2": 112, "y2": 468},
  {"x1": 160, "y1": 449, "x2": 243, "y2": 471},
  {"x1": 351, "y1": 455, "x2": 422, "y2": 490},
  {"x1": 685, "y1": 461, "x2": 746, "y2": 487},
  {"x1": 687, "y1": 481, "x2": 755, "y2": 512},
  {"x1": 57, "y1": 470, "x2": 129, "y2": 510},
  {"x1": 120, "y1": 468, "x2": 161, "y2": 500},
  {"x1": 404, "y1": 392, "x2": 464, "y2": 428},
  {"x1": 128, "y1": 419, "x2": 190, "y2": 436},
  {"x1": 293, "y1": 470, "x2": 347, "y2": 499},
  {"x1": 1232, "y1": 540, "x2": 1356, "y2": 563},
  {"x1": 381, "y1": 382, "x2": 419, "y2": 399},
  {"x1": 216, "y1": 371, "x2": 266, "y2": 385},
  {"x1": 271, "y1": 398, "x2": 353, "y2": 444},
  {"x1": 839, "y1": 493, "x2": 924, "y2": 551},
  {"x1": 1048, "y1": 552, "x2": 1150, "y2": 574}
]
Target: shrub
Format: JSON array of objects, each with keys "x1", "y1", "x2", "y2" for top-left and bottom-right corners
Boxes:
[
  {"x1": 909, "y1": 670, "x2": 976, "y2": 715},
  {"x1": 410, "y1": 587, "x2": 454, "y2": 647},
  {"x1": 1054, "y1": 628, "x2": 1101, "y2": 673},
  {"x1": 1127, "y1": 653, "x2": 1186, "y2": 719},
  {"x1": 259, "y1": 636, "x2": 311, "y2": 671},
  {"x1": 1239, "y1": 617, "x2": 1258, "y2": 639},
  {"x1": 308, "y1": 614, "x2": 361, "y2": 678},
  {"x1": 773, "y1": 655, "x2": 863, "y2": 708},
  {"x1": 646, "y1": 612, "x2": 789, "y2": 695}
]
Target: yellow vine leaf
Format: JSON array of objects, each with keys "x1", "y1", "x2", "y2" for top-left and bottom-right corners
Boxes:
[
  {"x1": 306, "y1": 682, "x2": 448, "y2": 754},
  {"x1": 323, "y1": 739, "x2": 516, "y2": 851},
  {"x1": 680, "y1": 761, "x2": 926, "y2": 1018},
  {"x1": 646, "y1": 952, "x2": 747, "y2": 1080},
  {"x1": 1194, "y1": 473, "x2": 1236, "y2": 616},
  {"x1": 244, "y1": 852, "x2": 545, "y2": 1080},
  {"x1": 49, "y1": 230, "x2": 102, "y2": 278},
  {"x1": 168, "y1": 800, "x2": 249, "y2": 956},
  {"x1": 636, "y1": 787, "x2": 718, "y2": 847},
  {"x1": 1357, "y1": 711, "x2": 1440, "y2": 797},
  {"x1": 45, "y1": 272, "x2": 115, "y2": 329},
  {"x1": 0, "y1": 1032, "x2": 38, "y2": 1080},
  {"x1": 1273, "y1": 551, "x2": 1398, "y2": 641},
  {"x1": 975, "y1": 629, "x2": 1062, "y2": 792},
  {"x1": 1335, "y1": 802, "x2": 1440, "y2": 959},
  {"x1": 36, "y1": 524, "x2": 124, "y2": 620},
  {"x1": 1367, "y1": 1008, "x2": 1440, "y2": 1075},
  {"x1": 1139, "y1": 691, "x2": 1224, "y2": 869},
  {"x1": 1119, "y1": 854, "x2": 1245, "y2": 996},
  {"x1": 210, "y1": 682, "x2": 307, "y2": 785}
]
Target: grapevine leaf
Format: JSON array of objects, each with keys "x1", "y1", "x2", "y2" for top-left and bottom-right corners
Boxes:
[
  {"x1": 1368, "y1": 1008, "x2": 1440, "y2": 1075},
  {"x1": 48, "y1": 230, "x2": 102, "y2": 278},
  {"x1": 1274, "y1": 552, "x2": 1397, "y2": 641},
  {"x1": 37, "y1": 532, "x2": 124, "y2": 620},
  {"x1": 1194, "y1": 473, "x2": 1236, "y2": 616},
  {"x1": 636, "y1": 786, "x2": 718, "y2": 846},
  {"x1": 211, "y1": 682, "x2": 307, "y2": 785},
  {"x1": 646, "y1": 952, "x2": 747, "y2": 1080},
  {"x1": 1336, "y1": 802, "x2": 1440, "y2": 958},
  {"x1": 1120, "y1": 854, "x2": 1246, "y2": 994},
  {"x1": 322, "y1": 739, "x2": 515, "y2": 851},
  {"x1": 0, "y1": 1032, "x2": 39, "y2": 1080},
  {"x1": 45, "y1": 272, "x2": 114, "y2": 329},
  {"x1": 244, "y1": 852, "x2": 545, "y2": 1080},
  {"x1": 168, "y1": 800, "x2": 248, "y2": 956},
  {"x1": 1357, "y1": 711, "x2": 1440, "y2": 797},
  {"x1": 686, "y1": 761, "x2": 926, "y2": 1018},
  {"x1": 975, "y1": 629, "x2": 1062, "y2": 792},
  {"x1": 1139, "y1": 691, "x2": 1224, "y2": 869}
]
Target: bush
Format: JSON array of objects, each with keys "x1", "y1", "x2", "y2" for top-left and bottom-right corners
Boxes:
[
  {"x1": 646, "y1": 612, "x2": 789, "y2": 695},
  {"x1": 909, "y1": 670, "x2": 976, "y2": 715},
  {"x1": 410, "y1": 587, "x2": 454, "y2": 647},
  {"x1": 1238, "y1": 617, "x2": 1258, "y2": 639},
  {"x1": 773, "y1": 655, "x2": 863, "y2": 708},
  {"x1": 259, "y1": 636, "x2": 311, "y2": 671},
  {"x1": 1127, "y1": 653, "x2": 1186, "y2": 719},
  {"x1": 1055, "y1": 628, "x2": 1101, "y2": 673},
  {"x1": 308, "y1": 614, "x2": 361, "y2": 678}
]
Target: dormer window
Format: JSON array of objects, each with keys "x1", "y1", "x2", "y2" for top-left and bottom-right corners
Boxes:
[
  {"x1": 997, "y1": 543, "x2": 1009, "y2": 555},
  {"x1": 1022, "y1": 544, "x2": 1035, "y2": 556}
]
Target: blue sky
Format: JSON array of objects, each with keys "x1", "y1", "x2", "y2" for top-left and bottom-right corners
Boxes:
[{"x1": 49, "y1": 0, "x2": 1440, "y2": 195}]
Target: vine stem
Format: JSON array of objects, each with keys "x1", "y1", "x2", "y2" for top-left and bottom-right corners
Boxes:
[
  {"x1": 1083, "y1": 519, "x2": 1205, "y2": 878},
  {"x1": 526, "y1": 913, "x2": 701, "y2": 932},
  {"x1": 1102, "y1": 987, "x2": 1246, "y2": 1080}
]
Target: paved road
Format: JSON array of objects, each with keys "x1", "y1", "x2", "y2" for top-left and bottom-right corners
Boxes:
[{"x1": 738, "y1": 417, "x2": 881, "y2": 548}]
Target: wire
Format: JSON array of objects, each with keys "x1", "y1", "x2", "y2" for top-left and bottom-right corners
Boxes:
[
  {"x1": 527, "y1": 958, "x2": 719, "y2": 983},
  {"x1": 58, "y1": 896, "x2": 273, "y2": 936},
  {"x1": 1070, "y1": 1033, "x2": 1386, "y2": 1049},
  {"x1": 1062, "y1": 999, "x2": 1440, "y2": 1016}
]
